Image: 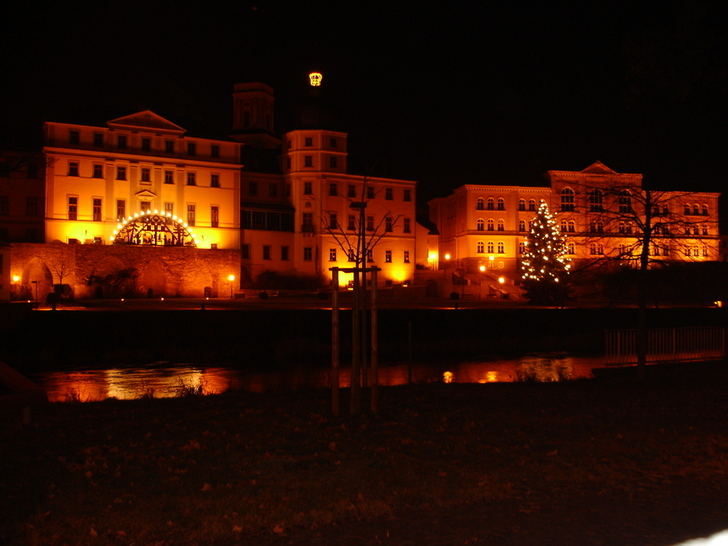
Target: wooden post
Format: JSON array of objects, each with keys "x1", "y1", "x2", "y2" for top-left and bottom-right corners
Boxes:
[
  {"x1": 370, "y1": 267, "x2": 379, "y2": 413},
  {"x1": 331, "y1": 268, "x2": 340, "y2": 417}
]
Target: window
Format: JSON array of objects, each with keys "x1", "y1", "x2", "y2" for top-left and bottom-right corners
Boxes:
[
  {"x1": 69, "y1": 130, "x2": 80, "y2": 145},
  {"x1": 590, "y1": 221, "x2": 604, "y2": 233},
  {"x1": 618, "y1": 191, "x2": 631, "y2": 213},
  {"x1": 702, "y1": 204, "x2": 709, "y2": 216},
  {"x1": 26, "y1": 196, "x2": 38, "y2": 217},
  {"x1": 92, "y1": 198, "x2": 102, "y2": 221},
  {"x1": 367, "y1": 186, "x2": 374, "y2": 199},
  {"x1": 703, "y1": 246, "x2": 709, "y2": 257},
  {"x1": 404, "y1": 189, "x2": 412, "y2": 202},
  {"x1": 366, "y1": 216, "x2": 374, "y2": 231},
  {"x1": 68, "y1": 162, "x2": 79, "y2": 176},
  {"x1": 186, "y1": 172, "x2": 196, "y2": 186},
  {"x1": 117, "y1": 135, "x2": 127, "y2": 149},
  {"x1": 693, "y1": 204, "x2": 700, "y2": 216},
  {"x1": 560, "y1": 220, "x2": 568, "y2": 233},
  {"x1": 519, "y1": 242, "x2": 526, "y2": 254},
  {"x1": 302, "y1": 212, "x2": 313, "y2": 232},
  {"x1": 242, "y1": 245, "x2": 250, "y2": 259},
  {"x1": 347, "y1": 250, "x2": 355, "y2": 262},
  {"x1": 263, "y1": 245, "x2": 271, "y2": 260},
  {"x1": 304, "y1": 155, "x2": 313, "y2": 167},
  {"x1": 497, "y1": 219, "x2": 504, "y2": 232},
  {"x1": 487, "y1": 219, "x2": 494, "y2": 231},
  {"x1": 487, "y1": 241, "x2": 494, "y2": 253},
  {"x1": 164, "y1": 170, "x2": 174, "y2": 184},
  {"x1": 187, "y1": 204, "x2": 196, "y2": 226},
  {"x1": 385, "y1": 187, "x2": 393, "y2": 200},
  {"x1": 567, "y1": 242, "x2": 575, "y2": 254},
  {"x1": 385, "y1": 216, "x2": 393, "y2": 232},
  {"x1": 93, "y1": 164, "x2": 103, "y2": 178},
  {"x1": 211, "y1": 174, "x2": 220, "y2": 188},
  {"x1": 281, "y1": 246, "x2": 289, "y2": 261},
  {"x1": 303, "y1": 247, "x2": 312, "y2": 261},
  {"x1": 347, "y1": 215, "x2": 356, "y2": 231},
  {"x1": 476, "y1": 219, "x2": 484, "y2": 231},
  {"x1": 348, "y1": 184, "x2": 356, "y2": 198},
  {"x1": 164, "y1": 202, "x2": 173, "y2": 215},
  {"x1": 487, "y1": 197, "x2": 494, "y2": 210},
  {"x1": 211, "y1": 144, "x2": 220, "y2": 158},
  {"x1": 210, "y1": 206, "x2": 219, "y2": 228},
  {"x1": 684, "y1": 204, "x2": 691, "y2": 215},
  {"x1": 519, "y1": 220, "x2": 526, "y2": 232},
  {"x1": 590, "y1": 243, "x2": 604, "y2": 255},
  {"x1": 528, "y1": 199, "x2": 536, "y2": 211},
  {"x1": 305, "y1": 137, "x2": 313, "y2": 147},
  {"x1": 116, "y1": 199, "x2": 126, "y2": 220},
  {"x1": 497, "y1": 198, "x2": 505, "y2": 210},
  {"x1": 518, "y1": 199, "x2": 526, "y2": 211},
  {"x1": 477, "y1": 241, "x2": 484, "y2": 253},
  {"x1": 93, "y1": 133, "x2": 104, "y2": 147},
  {"x1": 187, "y1": 142, "x2": 196, "y2": 156},
  {"x1": 68, "y1": 196, "x2": 78, "y2": 220},
  {"x1": 588, "y1": 189, "x2": 604, "y2": 212},
  {"x1": 329, "y1": 248, "x2": 337, "y2": 262},
  {"x1": 403, "y1": 218, "x2": 411, "y2": 233},
  {"x1": 141, "y1": 138, "x2": 151, "y2": 151},
  {"x1": 329, "y1": 157, "x2": 338, "y2": 169},
  {"x1": 567, "y1": 221, "x2": 575, "y2": 233},
  {"x1": 141, "y1": 168, "x2": 151, "y2": 182},
  {"x1": 329, "y1": 213, "x2": 337, "y2": 229},
  {"x1": 404, "y1": 250, "x2": 410, "y2": 263},
  {"x1": 329, "y1": 183, "x2": 338, "y2": 196},
  {"x1": 140, "y1": 201, "x2": 151, "y2": 211},
  {"x1": 165, "y1": 140, "x2": 174, "y2": 153},
  {"x1": 497, "y1": 242, "x2": 505, "y2": 254},
  {"x1": 248, "y1": 181, "x2": 257, "y2": 195},
  {"x1": 116, "y1": 166, "x2": 127, "y2": 180},
  {"x1": 560, "y1": 188, "x2": 575, "y2": 211},
  {"x1": 702, "y1": 225, "x2": 709, "y2": 235},
  {"x1": 385, "y1": 250, "x2": 392, "y2": 263},
  {"x1": 304, "y1": 181, "x2": 312, "y2": 195}
]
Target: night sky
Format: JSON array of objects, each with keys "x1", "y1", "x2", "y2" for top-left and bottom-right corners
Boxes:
[{"x1": 2, "y1": 2, "x2": 725, "y2": 204}]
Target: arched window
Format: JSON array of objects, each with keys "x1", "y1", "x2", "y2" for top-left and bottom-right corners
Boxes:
[
  {"x1": 567, "y1": 242, "x2": 575, "y2": 254},
  {"x1": 702, "y1": 225, "x2": 709, "y2": 235},
  {"x1": 497, "y1": 219, "x2": 504, "y2": 231},
  {"x1": 518, "y1": 242, "x2": 526, "y2": 254},
  {"x1": 560, "y1": 188, "x2": 575, "y2": 212},
  {"x1": 497, "y1": 198, "x2": 505, "y2": 210},
  {"x1": 518, "y1": 199, "x2": 526, "y2": 211},
  {"x1": 588, "y1": 189, "x2": 603, "y2": 212},
  {"x1": 618, "y1": 191, "x2": 631, "y2": 213},
  {"x1": 476, "y1": 218, "x2": 484, "y2": 231},
  {"x1": 497, "y1": 241, "x2": 505, "y2": 254},
  {"x1": 476, "y1": 241, "x2": 484, "y2": 253},
  {"x1": 487, "y1": 219, "x2": 494, "y2": 231},
  {"x1": 560, "y1": 220, "x2": 567, "y2": 232},
  {"x1": 684, "y1": 204, "x2": 691, "y2": 215},
  {"x1": 487, "y1": 241, "x2": 494, "y2": 253},
  {"x1": 568, "y1": 220, "x2": 575, "y2": 233},
  {"x1": 702, "y1": 204, "x2": 709, "y2": 216},
  {"x1": 590, "y1": 221, "x2": 604, "y2": 233},
  {"x1": 528, "y1": 199, "x2": 536, "y2": 211},
  {"x1": 693, "y1": 225, "x2": 700, "y2": 235},
  {"x1": 518, "y1": 220, "x2": 526, "y2": 232},
  {"x1": 487, "y1": 197, "x2": 494, "y2": 210},
  {"x1": 693, "y1": 204, "x2": 700, "y2": 215},
  {"x1": 476, "y1": 198, "x2": 484, "y2": 210},
  {"x1": 703, "y1": 246, "x2": 709, "y2": 257}
]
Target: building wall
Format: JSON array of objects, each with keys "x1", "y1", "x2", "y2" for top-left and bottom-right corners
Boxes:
[{"x1": 0, "y1": 152, "x2": 45, "y2": 243}]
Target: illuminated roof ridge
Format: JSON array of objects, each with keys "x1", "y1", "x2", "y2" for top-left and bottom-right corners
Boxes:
[
  {"x1": 581, "y1": 160, "x2": 617, "y2": 175},
  {"x1": 107, "y1": 110, "x2": 186, "y2": 134}
]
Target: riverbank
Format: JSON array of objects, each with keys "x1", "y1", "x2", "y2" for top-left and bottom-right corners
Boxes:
[{"x1": 2, "y1": 363, "x2": 727, "y2": 545}]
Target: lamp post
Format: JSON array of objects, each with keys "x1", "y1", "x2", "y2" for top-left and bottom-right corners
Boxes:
[{"x1": 227, "y1": 274, "x2": 236, "y2": 299}]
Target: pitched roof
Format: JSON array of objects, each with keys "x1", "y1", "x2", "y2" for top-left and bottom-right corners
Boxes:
[
  {"x1": 107, "y1": 110, "x2": 186, "y2": 134},
  {"x1": 580, "y1": 161, "x2": 617, "y2": 175}
]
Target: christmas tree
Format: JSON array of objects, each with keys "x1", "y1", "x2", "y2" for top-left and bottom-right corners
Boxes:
[{"x1": 520, "y1": 200, "x2": 571, "y2": 304}]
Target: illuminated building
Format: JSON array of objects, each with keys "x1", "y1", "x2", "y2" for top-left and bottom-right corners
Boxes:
[{"x1": 429, "y1": 161, "x2": 720, "y2": 275}]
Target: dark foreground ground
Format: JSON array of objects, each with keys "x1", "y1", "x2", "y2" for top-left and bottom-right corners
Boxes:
[{"x1": 2, "y1": 364, "x2": 728, "y2": 545}]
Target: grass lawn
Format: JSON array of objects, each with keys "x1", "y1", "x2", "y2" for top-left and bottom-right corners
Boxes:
[{"x1": 2, "y1": 364, "x2": 727, "y2": 545}]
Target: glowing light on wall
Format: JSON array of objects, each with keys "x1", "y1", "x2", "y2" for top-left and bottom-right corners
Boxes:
[
  {"x1": 12, "y1": 275, "x2": 21, "y2": 283},
  {"x1": 227, "y1": 274, "x2": 236, "y2": 282},
  {"x1": 478, "y1": 265, "x2": 486, "y2": 272},
  {"x1": 444, "y1": 253, "x2": 451, "y2": 261},
  {"x1": 309, "y1": 72, "x2": 323, "y2": 87},
  {"x1": 443, "y1": 371, "x2": 454, "y2": 384},
  {"x1": 498, "y1": 276, "x2": 506, "y2": 284},
  {"x1": 428, "y1": 251, "x2": 438, "y2": 261}
]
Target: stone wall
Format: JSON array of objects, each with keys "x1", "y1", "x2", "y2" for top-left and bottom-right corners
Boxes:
[{"x1": 9, "y1": 243, "x2": 240, "y2": 299}]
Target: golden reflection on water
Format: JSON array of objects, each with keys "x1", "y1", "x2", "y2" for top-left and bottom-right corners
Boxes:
[{"x1": 36, "y1": 355, "x2": 606, "y2": 403}]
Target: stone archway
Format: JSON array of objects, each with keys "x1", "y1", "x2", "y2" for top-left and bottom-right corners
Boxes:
[
  {"x1": 138, "y1": 259, "x2": 167, "y2": 297},
  {"x1": 23, "y1": 259, "x2": 53, "y2": 302}
]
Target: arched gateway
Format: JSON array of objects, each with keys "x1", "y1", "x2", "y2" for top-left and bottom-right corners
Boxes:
[{"x1": 111, "y1": 211, "x2": 197, "y2": 247}]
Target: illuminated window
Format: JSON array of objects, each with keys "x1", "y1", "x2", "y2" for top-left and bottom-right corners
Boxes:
[
  {"x1": 476, "y1": 219, "x2": 484, "y2": 231},
  {"x1": 329, "y1": 157, "x2": 338, "y2": 169},
  {"x1": 186, "y1": 172, "x2": 196, "y2": 186},
  {"x1": 590, "y1": 243, "x2": 604, "y2": 255},
  {"x1": 347, "y1": 215, "x2": 356, "y2": 231},
  {"x1": 116, "y1": 199, "x2": 125, "y2": 221},
  {"x1": 568, "y1": 221, "x2": 575, "y2": 232},
  {"x1": 487, "y1": 241, "x2": 494, "y2": 253},
  {"x1": 140, "y1": 201, "x2": 151, "y2": 211},
  {"x1": 497, "y1": 219, "x2": 504, "y2": 232},
  {"x1": 281, "y1": 246, "x2": 289, "y2": 261},
  {"x1": 497, "y1": 198, "x2": 505, "y2": 210},
  {"x1": 588, "y1": 189, "x2": 604, "y2": 212},
  {"x1": 117, "y1": 135, "x2": 127, "y2": 149},
  {"x1": 567, "y1": 242, "x2": 575, "y2": 254},
  {"x1": 164, "y1": 170, "x2": 174, "y2": 184},
  {"x1": 187, "y1": 204, "x2": 196, "y2": 226},
  {"x1": 403, "y1": 218, "x2": 411, "y2": 233},
  {"x1": 497, "y1": 242, "x2": 505, "y2": 253},
  {"x1": 68, "y1": 162, "x2": 79, "y2": 176},
  {"x1": 116, "y1": 166, "x2": 127, "y2": 180},
  {"x1": 348, "y1": 185, "x2": 356, "y2": 198},
  {"x1": 248, "y1": 181, "x2": 257, "y2": 195},
  {"x1": 329, "y1": 183, "x2": 338, "y2": 196},
  {"x1": 187, "y1": 142, "x2": 196, "y2": 156},
  {"x1": 518, "y1": 199, "x2": 526, "y2": 211},
  {"x1": 211, "y1": 174, "x2": 220, "y2": 188},
  {"x1": 404, "y1": 250, "x2": 410, "y2": 263},
  {"x1": 528, "y1": 199, "x2": 536, "y2": 211},
  {"x1": 329, "y1": 248, "x2": 337, "y2": 262},
  {"x1": 519, "y1": 242, "x2": 525, "y2": 254},
  {"x1": 519, "y1": 220, "x2": 526, "y2": 232},
  {"x1": 304, "y1": 182, "x2": 312, "y2": 195},
  {"x1": 141, "y1": 168, "x2": 151, "y2": 183},
  {"x1": 303, "y1": 247, "x2": 312, "y2": 261},
  {"x1": 618, "y1": 191, "x2": 631, "y2": 213},
  {"x1": 385, "y1": 187, "x2": 393, "y2": 200},
  {"x1": 263, "y1": 245, "x2": 271, "y2": 260},
  {"x1": 385, "y1": 250, "x2": 392, "y2": 263},
  {"x1": 304, "y1": 155, "x2": 313, "y2": 167},
  {"x1": 67, "y1": 196, "x2": 78, "y2": 220},
  {"x1": 366, "y1": 216, "x2": 374, "y2": 231},
  {"x1": 92, "y1": 198, "x2": 102, "y2": 222},
  {"x1": 560, "y1": 220, "x2": 567, "y2": 232},
  {"x1": 404, "y1": 189, "x2": 412, "y2": 202},
  {"x1": 476, "y1": 241, "x2": 484, "y2": 253},
  {"x1": 93, "y1": 164, "x2": 103, "y2": 178},
  {"x1": 164, "y1": 202, "x2": 173, "y2": 215},
  {"x1": 476, "y1": 198, "x2": 484, "y2": 210},
  {"x1": 165, "y1": 140, "x2": 174, "y2": 153},
  {"x1": 560, "y1": 188, "x2": 575, "y2": 211},
  {"x1": 487, "y1": 219, "x2": 494, "y2": 231},
  {"x1": 367, "y1": 186, "x2": 374, "y2": 199},
  {"x1": 211, "y1": 206, "x2": 219, "y2": 228},
  {"x1": 385, "y1": 217, "x2": 393, "y2": 232},
  {"x1": 69, "y1": 130, "x2": 80, "y2": 145},
  {"x1": 211, "y1": 144, "x2": 220, "y2": 158},
  {"x1": 487, "y1": 197, "x2": 494, "y2": 210},
  {"x1": 141, "y1": 138, "x2": 151, "y2": 151},
  {"x1": 93, "y1": 133, "x2": 103, "y2": 147},
  {"x1": 329, "y1": 213, "x2": 337, "y2": 229}
]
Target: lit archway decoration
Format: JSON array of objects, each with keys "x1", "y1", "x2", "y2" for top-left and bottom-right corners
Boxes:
[{"x1": 110, "y1": 210, "x2": 197, "y2": 247}]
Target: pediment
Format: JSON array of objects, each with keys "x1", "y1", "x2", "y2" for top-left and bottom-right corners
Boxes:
[
  {"x1": 107, "y1": 110, "x2": 186, "y2": 134},
  {"x1": 135, "y1": 189, "x2": 158, "y2": 198},
  {"x1": 581, "y1": 161, "x2": 617, "y2": 175}
]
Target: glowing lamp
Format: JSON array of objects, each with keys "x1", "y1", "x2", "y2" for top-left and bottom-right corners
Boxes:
[
  {"x1": 444, "y1": 253, "x2": 451, "y2": 261},
  {"x1": 153, "y1": 210, "x2": 158, "y2": 214},
  {"x1": 160, "y1": 297, "x2": 165, "y2": 301},
  {"x1": 134, "y1": 212, "x2": 139, "y2": 218},
  {"x1": 489, "y1": 255, "x2": 495, "y2": 261},
  {"x1": 227, "y1": 274, "x2": 236, "y2": 282},
  {"x1": 478, "y1": 265, "x2": 486, "y2": 272},
  {"x1": 12, "y1": 275, "x2": 20, "y2": 283},
  {"x1": 428, "y1": 251, "x2": 438, "y2": 261},
  {"x1": 308, "y1": 71, "x2": 323, "y2": 87},
  {"x1": 108, "y1": 236, "x2": 114, "y2": 241},
  {"x1": 498, "y1": 276, "x2": 506, "y2": 284},
  {"x1": 443, "y1": 371, "x2": 454, "y2": 384}
]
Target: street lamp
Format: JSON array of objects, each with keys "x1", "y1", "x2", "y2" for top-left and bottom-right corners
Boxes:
[{"x1": 228, "y1": 274, "x2": 236, "y2": 299}]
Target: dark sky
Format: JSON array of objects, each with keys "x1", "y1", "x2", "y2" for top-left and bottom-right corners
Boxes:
[{"x1": 2, "y1": 2, "x2": 725, "y2": 203}]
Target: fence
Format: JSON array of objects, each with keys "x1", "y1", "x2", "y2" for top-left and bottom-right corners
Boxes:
[{"x1": 604, "y1": 327, "x2": 727, "y2": 364}]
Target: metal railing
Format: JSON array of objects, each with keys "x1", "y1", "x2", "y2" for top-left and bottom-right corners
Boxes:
[{"x1": 604, "y1": 327, "x2": 726, "y2": 363}]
